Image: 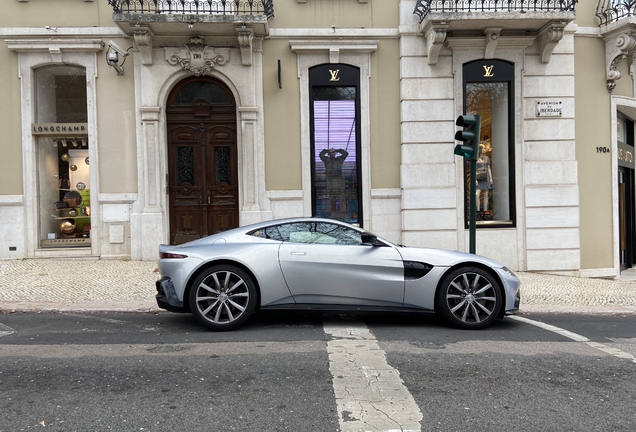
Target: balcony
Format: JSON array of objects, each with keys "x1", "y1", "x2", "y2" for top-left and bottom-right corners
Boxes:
[
  {"x1": 107, "y1": 1, "x2": 274, "y2": 36},
  {"x1": 412, "y1": 0, "x2": 578, "y2": 65},
  {"x1": 107, "y1": 1, "x2": 274, "y2": 66},
  {"x1": 596, "y1": 0, "x2": 636, "y2": 26}
]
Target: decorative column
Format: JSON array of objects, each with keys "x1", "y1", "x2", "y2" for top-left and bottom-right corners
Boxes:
[
  {"x1": 131, "y1": 106, "x2": 164, "y2": 260},
  {"x1": 239, "y1": 107, "x2": 261, "y2": 224}
]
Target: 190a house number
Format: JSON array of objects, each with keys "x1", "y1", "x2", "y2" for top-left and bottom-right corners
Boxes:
[{"x1": 596, "y1": 147, "x2": 610, "y2": 153}]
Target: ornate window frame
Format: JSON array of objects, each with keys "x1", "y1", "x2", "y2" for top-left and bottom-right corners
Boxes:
[
  {"x1": 290, "y1": 39, "x2": 377, "y2": 228},
  {"x1": 6, "y1": 38, "x2": 103, "y2": 257}
]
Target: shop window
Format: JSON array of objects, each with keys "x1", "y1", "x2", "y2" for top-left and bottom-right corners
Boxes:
[
  {"x1": 34, "y1": 66, "x2": 91, "y2": 248},
  {"x1": 309, "y1": 64, "x2": 362, "y2": 226},
  {"x1": 462, "y1": 60, "x2": 515, "y2": 227}
]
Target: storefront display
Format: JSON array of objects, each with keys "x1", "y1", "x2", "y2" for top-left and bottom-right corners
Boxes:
[
  {"x1": 40, "y1": 140, "x2": 91, "y2": 248},
  {"x1": 32, "y1": 65, "x2": 91, "y2": 249},
  {"x1": 462, "y1": 60, "x2": 515, "y2": 227}
]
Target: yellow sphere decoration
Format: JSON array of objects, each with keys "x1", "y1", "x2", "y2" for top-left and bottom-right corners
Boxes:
[{"x1": 59, "y1": 219, "x2": 76, "y2": 235}]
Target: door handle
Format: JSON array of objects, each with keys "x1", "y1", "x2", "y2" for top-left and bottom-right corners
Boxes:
[
  {"x1": 290, "y1": 252, "x2": 307, "y2": 256},
  {"x1": 208, "y1": 195, "x2": 211, "y2": 205}
]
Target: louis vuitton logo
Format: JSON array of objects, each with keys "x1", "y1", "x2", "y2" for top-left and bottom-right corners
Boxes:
[
  {"x1": 329, "y1": 69, "x2": 340, "y2": 82},
  {"x1": 483, "y1": 65, "x2": 495, "y2": 77}
]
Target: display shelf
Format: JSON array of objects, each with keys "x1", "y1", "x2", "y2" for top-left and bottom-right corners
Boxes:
[{"x1": 51, "y1": 215, "x2": 90, "y2": 220}]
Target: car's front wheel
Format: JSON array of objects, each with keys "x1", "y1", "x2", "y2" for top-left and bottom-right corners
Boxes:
[
  {"x1": 436, "y1": 266, "x2": 502, "y2": 329},
  {"x1": 189, "y1": 265, "x2": 257, "y2": 331}
]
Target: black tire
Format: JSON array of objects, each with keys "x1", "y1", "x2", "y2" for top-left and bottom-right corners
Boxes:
[
  {"x1": 189, "y1": 264, "x2": 257, "y2": 331},
  {"x1": 436, "y1": 266, "x2": 502, "y2": 330}
]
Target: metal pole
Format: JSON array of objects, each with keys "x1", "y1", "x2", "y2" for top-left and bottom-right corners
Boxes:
[{"x1": 469, "y1": 158, "x2": 476, "y2": 254}]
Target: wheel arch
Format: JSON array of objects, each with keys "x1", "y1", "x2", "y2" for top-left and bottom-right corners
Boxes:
[
  {"x1": 182, "y1": 259, "x2": 262, "y2": 313},
  {"x1": 434, "y1": 262, "x2": 507, "y2": 318}
]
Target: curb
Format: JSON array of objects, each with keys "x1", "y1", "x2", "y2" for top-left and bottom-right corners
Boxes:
[
  {"x1": 518, "y1": 305, "x2": 636, "y2": 315},
  {"x1": 0, "y1": 301, "x2": 163, "y2": 314}
]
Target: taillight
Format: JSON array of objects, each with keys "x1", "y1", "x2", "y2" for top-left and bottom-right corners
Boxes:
[{"x1": 160, "y1": 252, "x2": 188, "y2": 259}]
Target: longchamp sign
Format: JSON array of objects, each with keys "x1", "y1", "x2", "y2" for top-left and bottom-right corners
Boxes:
[{"x1": 32, "y1": 123, "x2": 88, "y2": 136}]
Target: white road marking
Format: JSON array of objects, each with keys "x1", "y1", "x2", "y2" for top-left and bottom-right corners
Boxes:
[
  {"x1": 510, "y1": 315, "x2": 636, "y2": 364},
  {"x1": 324, "y1": 318, "x2": 423, "y2": 432},
  {"x1": 0, "y1": 323, "x2": 15, "y2": 338},
  {"x1": 59, "y1": 313, "x2": 127, "y2": 324}
]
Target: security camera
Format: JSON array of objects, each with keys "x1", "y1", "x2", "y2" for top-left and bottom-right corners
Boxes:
[
  {"x1": 108, "y1": 40, "x2": 129, "y2": 57},
  {"x1": 106, "y1": 40, "x2": 132, "y2": 76}
]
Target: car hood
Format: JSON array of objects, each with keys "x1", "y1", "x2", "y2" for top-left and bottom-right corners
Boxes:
[{"x1": 396, "y1": 246, "x2": 506, "y2": 269}]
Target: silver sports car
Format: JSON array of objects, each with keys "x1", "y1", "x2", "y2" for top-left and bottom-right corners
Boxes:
[{"x1": 156, "y1": 217, "x2": 520, "y2": 331}]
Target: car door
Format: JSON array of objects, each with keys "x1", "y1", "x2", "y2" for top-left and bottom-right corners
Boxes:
[{"x1": 277, "y1": 221, "x2": 405, "y2": 307}]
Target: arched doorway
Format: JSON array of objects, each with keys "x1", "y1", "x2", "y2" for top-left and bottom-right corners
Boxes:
[{"x1": 166, "y1": 77, "x2": 239, "y2": 244}]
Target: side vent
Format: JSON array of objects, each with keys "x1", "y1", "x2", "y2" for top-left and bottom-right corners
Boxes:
[{"x1": 404, "y1": 261, "x2": 433, "y2": 280}]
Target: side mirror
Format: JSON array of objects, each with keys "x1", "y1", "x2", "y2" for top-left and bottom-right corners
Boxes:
[{"x1": 361, "y1": 233, "x2": 381, "y2": 246}]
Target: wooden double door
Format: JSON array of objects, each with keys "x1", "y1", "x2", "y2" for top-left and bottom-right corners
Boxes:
[{"x1": 166, "y1": 77, "x2": 239, "y2": 245}]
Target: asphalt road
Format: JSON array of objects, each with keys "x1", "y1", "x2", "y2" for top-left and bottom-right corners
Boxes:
[{"x1": 1, "y1": 311, "x2": 635, "y2": 432}]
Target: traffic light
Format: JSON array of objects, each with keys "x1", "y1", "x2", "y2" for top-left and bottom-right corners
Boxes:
[{"x1": 454, "y1": 114, "x2": 481, "y2": 160}]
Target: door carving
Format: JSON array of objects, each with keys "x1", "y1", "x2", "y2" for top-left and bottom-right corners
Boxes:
[{"x1": 167, "y1": 77, "x2": 239, "y2": 245}]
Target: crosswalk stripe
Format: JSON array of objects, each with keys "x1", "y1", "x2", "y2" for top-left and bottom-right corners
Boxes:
[{"x1": 324, "y1": 318, "x2": 423, "y2": 432}]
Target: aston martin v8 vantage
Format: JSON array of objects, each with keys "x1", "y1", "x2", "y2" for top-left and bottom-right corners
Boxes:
[{"x1": 156, "y1": 218, "x2": 520, "y2": 331}]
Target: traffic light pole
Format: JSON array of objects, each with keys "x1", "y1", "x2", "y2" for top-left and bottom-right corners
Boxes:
[
  {"x1": 454, "y1": 114, "x2": 481, "y2": 255},
  {"x1": 469, "y1": 159, "x2": 476, "y2": 254}
]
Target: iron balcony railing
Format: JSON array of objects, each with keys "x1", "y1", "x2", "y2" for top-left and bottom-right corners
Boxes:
[
  {"x1": 596, "y1": 1, "x2": 636, "y2": 26},
  {"x1": 414, "y1": 0, "x2": 578, "y2": 23},
  {"x1": 107, "y1": 0, "x2": 274, "y2": 19}
]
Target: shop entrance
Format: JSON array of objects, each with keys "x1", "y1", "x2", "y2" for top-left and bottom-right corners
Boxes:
[
  {"x1": 619, "y1": 167, "x2": 634, "y2": 270},
  {"x1": 166, "y1": 77, "x2": 239, "y2": 245},
  {"x1": 618, "y1": 114, "x2": 635, "y2": 271}
]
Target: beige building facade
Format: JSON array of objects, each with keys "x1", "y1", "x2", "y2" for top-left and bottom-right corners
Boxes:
[{"x1": 0, "y1": 0, "x2": 633, "y2": 278}]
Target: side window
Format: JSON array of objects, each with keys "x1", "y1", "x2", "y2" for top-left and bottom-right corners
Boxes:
[
  {"x1": 277, "y1": 222, "x2": 363, "y2": 245},
  {"x1": 249, "y1": 226, "x2": 284, "y2": 241},
  {"x1": 315, "y1": 223, "x2": 362, "y2": 245}
]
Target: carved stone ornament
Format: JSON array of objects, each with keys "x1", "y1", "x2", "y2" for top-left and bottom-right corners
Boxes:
[
  {"x1": 606, "y1": 32, "x2": 636, "y2": 93},
  {"x1": 133, "y1": 28, "x2": 154, "y2": 65},
  {"x1": 165, "y1": 35, "x2": 229, "y2": 77},
  {"x1": 422, "y1": 20, "x2": 449, "y2": 66},
  {"x1": 537, "y1": 21, "x2": 567, "y2": 64}
]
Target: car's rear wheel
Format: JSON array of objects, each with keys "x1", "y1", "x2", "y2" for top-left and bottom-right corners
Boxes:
[
  {"x1": 189, "y1": 265, "x2": 256, "y2": 331},
  {"x1": 436, "y1": 266, "x2": 502, "y2": 329}
]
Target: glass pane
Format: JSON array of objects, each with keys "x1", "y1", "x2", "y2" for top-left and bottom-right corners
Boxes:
[
  {"x1": 173, "y1": 82, "x2": 230, "y2": 105},
  {"x1": 465, "y1": 82, "x2": 511, "y2": 224},
  {"x1": 312, "y1": 89, "x2": 359, "y2": 224},
  {"x1": 34, "y1": 66, "x2": 87, "y2": 123},
  {"x1": 177, "y1": 146, "x2": 195, "y2": 185},
  {"x1": 38, "y1": 138, "x2": 91, "y2": 248},
  {"x1": 215, "y1": 146, "x2": 231, "y2": 184},
  {"x1": 315, "y1": 222, "x2": 362, "y2": 245},
  {"x1": 618, "y1": 117, "x2": 627, "y2": 144}
]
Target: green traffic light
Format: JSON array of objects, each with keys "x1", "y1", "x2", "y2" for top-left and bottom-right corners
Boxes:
[{"x1": 454, "y1": 144, "x2": 474, "y2": 158}]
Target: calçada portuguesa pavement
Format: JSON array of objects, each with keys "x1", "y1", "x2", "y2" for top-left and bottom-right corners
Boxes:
[{"x1": 0, "y1": 259, "x2": 635, "y2": 315}]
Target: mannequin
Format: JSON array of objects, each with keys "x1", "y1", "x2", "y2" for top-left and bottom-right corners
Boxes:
[{"x1": 475, "y1": 143, "x2": 493, "y2": 217}]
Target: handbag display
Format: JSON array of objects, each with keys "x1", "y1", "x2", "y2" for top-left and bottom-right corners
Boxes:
[{"x1": 63, "y1": 191, "x2": 82, "y2": 208}]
